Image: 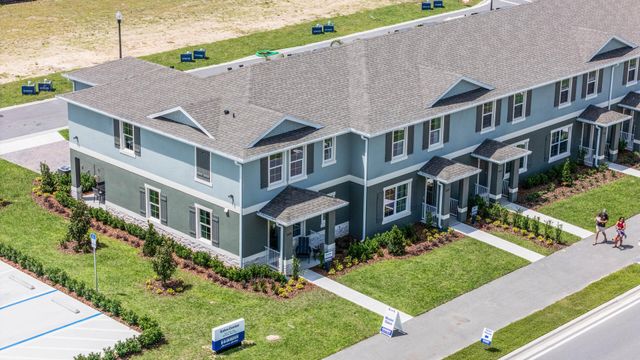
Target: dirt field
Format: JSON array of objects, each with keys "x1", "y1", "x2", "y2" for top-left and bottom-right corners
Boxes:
[{"x1": 0, "y1": 0, "x2": 414, "y2": 83}]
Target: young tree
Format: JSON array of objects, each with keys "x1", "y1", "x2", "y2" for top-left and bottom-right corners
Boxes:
[
  {"x1": 40, "y1": 162, "x2": 56, "y2": 193},
  {"x1": 152, "y1": 239, "x2": 176, "y2": 286},
  {"x1": 66, "y1": 201, "x2": 92, "y2": 252},
  {"x1": 561, "y1": 158, "x2": 573, "y2": 186},
  {"x1": 142, "y1": 222, "x2": 161, "y2": 257}
]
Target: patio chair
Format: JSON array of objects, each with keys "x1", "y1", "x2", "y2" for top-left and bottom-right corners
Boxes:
[{"x1": 295, "y1": 236, "x2": 311, "y2": 260}]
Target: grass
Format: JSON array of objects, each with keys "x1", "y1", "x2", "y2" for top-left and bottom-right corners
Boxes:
[
  {"x1": 446, "y1": 264, "x2": 640, "y2": 360},
  {"x1": 0, "y1": 159, "x2": 380, "y2": 359},
  {"x1": 487, "y1": 230, "x2": 581, "y2": 257},
  {"x1": 58, "y1": 128, "x2": 69, "y2": 141},
  {"x1": 336, "y1": 238, "x2": 529, "y2": 316},
  {"x1": 538, "y1": 175, "x2": 640, "y2": 231},
  {"x1": 0, "y1": 73, "x2": 71, "y2": 108}
]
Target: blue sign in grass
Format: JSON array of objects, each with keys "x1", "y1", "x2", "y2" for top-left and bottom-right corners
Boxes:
[{"x1": 212, "y1": 318, "x2": 245, "y2": 353}]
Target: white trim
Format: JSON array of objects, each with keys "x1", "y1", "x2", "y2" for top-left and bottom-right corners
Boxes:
[
  {"x1": 625, "y1": 58, "x2": 639, "y2": 86},
  {"x1": 194, "y1": 203, "x2": 214, "y2": 243},
  {"x1": 147, "y1": 106, "x2": 214, "y2": 139},
  {"x1": 391, "y1": 127, "x2": 408, "y2": 161},
  {"x1": 70, "y1": 142, "x2": 238, "y2": 213},
  {"x1": 427, "y1": 117, "x2": 444, "y2": 149},
  {"x1": 512, "y1": 139, "x2": 530, "y2": 174},
  {"x1": 62, "y1": 73, "x2": 98, "y2": 87},
  {"x1": 235, "y1": 161, "x2": 244, "y2": 267},
  {"x1": 267, "y1": 152, "x2": 286, "y2": 189},
  {"x1": 193, "y1": 147, "x2": 212, "y2": 187},
  {"x1": 488, "y1": 193, "x2": 502, "y2": 200},
  {"x1": 246, "y1": 116, "x2": 323, "y2": 148},
  {"x1": 512, "y1": 91, "x2": 527, "y2": 123},
  {"x1": 508, "y1": 187, "x2": 519, "y2": 193},
  {"x1": 589, "y1": 36, "x2": 638, "y2": 61},
  {"x1": 584, "y1": 70, "x2": 598, "y2": 100},
  {"x1": 119, "y1": 120, "x2": 136, "y2": 157},
  {"x1": 381, "y1": 179, "x2": 412, "y2": 224},
  {"x1": 428, "y1": 76, "x2": 495, "y2": 108},
  {"x1": 321, "y1": 136, "x2": 337, "y2": 167},
  {"x1": 548, "y1": 124, "x2": 573, "y2": 163},
  {"x1": 288, "y1": 146, "x2": 307, "y2": 183},
  {"x1": 144, "y1": 184, "x2": 161, "y2": 222},
  {"x1": 258, "y1": 203, "x2": 347, "y2": 227},
  {"x1": 557, "y1": 77, "x2": 573, "y2": 108},
  {"x1": 480, "y1": 100, "x2": 496, "y2": 132},
  {"x1": 457, "y1": 207, "x2": 468, "y2": 213}
]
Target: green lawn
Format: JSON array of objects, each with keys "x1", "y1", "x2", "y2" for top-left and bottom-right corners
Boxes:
[
  {"x1": 336, "y1": 238, "x2": 529, "y2": 316},
  {"x1": 0, "y1": 159, "x2": 379, "y2": 359},
  {"x1": 58, "y1": 128, "x2": 69, "y2": 141},
  {"x1": 538, "y1": 175, "x2": 640, "y2": 230},
  {"x1": 0, "y1": 72, "x2": 72, "y2": 108},
  {"x1": 487, "y1": 230, "x2": 581, "y2": 257},
  {"x1": 447, "y1": 264, "x2": 640, "y2": 360}
]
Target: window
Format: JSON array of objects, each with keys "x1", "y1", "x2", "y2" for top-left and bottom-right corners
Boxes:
[
  {"x1": 322, "y1": 137, "x2": 336, "y2": 166},
  {"x1": 320, "y1": 192, "x2": 336, "y2": 228},
  {"x1": 198, "y1": 207, "x2": 212, "y2": 241},
  {"x1": 513, "y1": 92, "x2": 526, "y2": 121},
  {"x1": 289, "y1": 146, "x2": 305, "y2": 180},
  {"x1": 558, "y1": 78, "x2": 571, "y2": 106},
  {"x1": 428, "y1": 117, "x2": 442, "y2": 147},
  {"x1": 195, "y1": 148, "x2": 211, "y2": 184},
  {"x1": 383, "y1": 181, "x2": 411, "y2": 222},
  {"x1": 391, "y1": 128, "x2": 407, "y2": 159},
  {"x1": 481, "y1": 102, "x2": 494, "y2": 131},
  {"x1": 268, "y1": 153, "x2": 284, "y2": 187},
  {"x1": 146, "y1": 187, "x2": 160, "y2": 220},
  {"x1": 585, "y1": 71, "x2": 597, "y2": 98},
  {"x1": 292, "y1": 222, "x2": 305, "y2": 238},
  {"x1": 627, "y1": 58, "x2": 638, "y2": 85},
  {"x1": 549, "y1": 125, "x2": 572, "y2": 162},
  {"x1": 121, "y1": 122, "x2": 134, "y2": 152}
]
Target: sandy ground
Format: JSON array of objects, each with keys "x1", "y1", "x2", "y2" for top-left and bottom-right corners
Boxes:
[{"x1": 0, "y1": 0, "x2": 408, "y2": 83}]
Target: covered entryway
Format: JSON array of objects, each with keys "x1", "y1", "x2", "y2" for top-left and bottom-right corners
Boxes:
[
  {"x1": 577, "y1": 105, "x2": 632, "y2": 165},
  {"x1": 617, "y1": 92, "x2": 640, "y2": 152}
]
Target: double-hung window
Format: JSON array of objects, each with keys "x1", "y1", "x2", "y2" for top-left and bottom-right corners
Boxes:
[
  {"x1": 322, "y1": 137, "x2": 336, "y2": 166},
  {"x1": 383, "y1": 180, "x2": 411, "y2": 222},
  {"x1": 268, "y1": 153, "x2": 284, "y2": 187},
  {"x1": 585, "y1": 71, "x2": 597, "y2": 98},
  {"x1": 289, "y1": 146, "x2": 305, "y2": 181},
  {"x1": 513, "y1": 92, "x2": 526, "y2": 122},
  {"x1": 146, "y1": 186, "x2": 160, "y2": 221},
  {"x1": 391, "y1": 128, "x2": 407, "y2": 160},
  {"x1": 428, "y1": 117, "x2": 442, "y2": 148},
  {"x1": 627, "y1": 58, "x2": 638, "y2": 85},
  {"x1": 292, "y1": 222, "x2": 305, "y2": 238},
  {"x1": 549, "y1": 125, "x2": 572, "y2": 162},
  {"x1": 121, "y1": 121, "x2": 135, "y2": 153},
  {"x1": 558, "y1": 78, "x2": 571, "y2": 107},
  {"x1": 481, "y1": 101, "x2": 494, "y2": 131},
  {"x1": 195, "y1": 148, "x2": 211, "y2": 184},
  {"x1": 198, "y1": 207, "x2": 212, "y2": 242}
]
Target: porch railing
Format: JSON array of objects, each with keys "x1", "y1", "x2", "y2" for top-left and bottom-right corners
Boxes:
[
  {"x1": 579, "y1": 146, "x2": 594, "y2": 166},
  {"x1": 265, "y1": 246, "x2": 281, "y2": 271},
  {"x1": 474, "y1": 183, "x2": 489, "y2": 202},
  {"x1": 502, "y1": 181, "x2": 510, "y2": 197},
  {"x1": 450, "y1": 198, "x2": 459, "y2": 217},
  {"x1": 621, "y1": 131, "x2": 634, "y2": 151},
  {"x1": 422, "y1": 203, "x2": 437, "y2": 225}
]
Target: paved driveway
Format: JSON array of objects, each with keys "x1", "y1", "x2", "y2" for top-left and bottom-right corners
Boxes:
[
  {"x1": 0, "y1": 100, "x2": 68, "y2": 141},
  {"x1": 0, "y1": 260, "x2": 137, "y2": 359}
]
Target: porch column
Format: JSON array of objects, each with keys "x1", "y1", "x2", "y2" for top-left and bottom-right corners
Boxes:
[
  {"x1": 439, "y1": 183, "x2": 451, "y2": 228},
  {"x1": 633, "y1": 111, "x2": 640, "y2": 151},
  {"x1": 508, "y1": 158, "x2": 520, "y2": 202},
  {"x1": 596, "y1": 126, "x2": 607, "y2": 166},
  {"x1": 488, "y1": 163, "x2": 504, "y2": 202},
  {"x1": 282, "y1": 225, "x2": 293, "y2": 275},
  {"x1": 609, "y1": 123, "x2": 621, "y2": 162},
  {"x1": 71, "y1": 157, "x2": 81, "y2": 200},
  {"x1": 457, "y1": 177, "x2": 470, "y2": 223},
  {"x1": 324, "y1": 210, "x2": 336, "y2": 255}
]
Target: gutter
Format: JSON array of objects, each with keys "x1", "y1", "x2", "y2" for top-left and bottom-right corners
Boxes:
[
  {"x1": 235, "y1": 161, "x2": 244, "y2": 267},
  {"x1": 360, "y1": 135, "x2": 369, "y2": 240}
]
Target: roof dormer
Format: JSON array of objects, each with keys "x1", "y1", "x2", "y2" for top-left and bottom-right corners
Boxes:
[
  {"x1": 589, "y1": 36, "x2": 637, "y2": 61},
  {"x1": 428, "y1": 76, "x2": 494, "y2": 107},
  {"x1": 248, "y1": 117, "x2": 323, "y2": 148},
  {"x1": 147, "y1": 106, "x2": 214, "y2": 139}
]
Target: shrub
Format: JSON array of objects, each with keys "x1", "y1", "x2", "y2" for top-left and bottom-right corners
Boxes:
[
  {"x1": 40, "y1": 162, "x2": 57, "y2": 193},
  {"x1": 561, "y1": 158, "x2": 573, "y2": 186},
  {"x1": 291, "y1": 256, "x2": 300, "y2": 280},
  {"x1": 65, "y1": 201, "x2": 92, "y2": 252},
  {"x1": 525, "y1": 191, "x2": 542, "y2": 203},
  {"x1": 174, "y1": 243, "x2": 193, "y2": 260},
  {"x1": 530, "y1": 216, "x2": 540, "y2": 236},
  {"x1": 152, "y1": 239, "x2": 176, "y2": 286},
  {"x1": 543, "y1": 219, "x2": 554, "y2": 239},
  {"x1": 554, "y1": 224, "x2": 564, "y2": 244},
  {"x1": 80, "y1": 172, "x2": 97, "y2": 192},
  {"x1": 385, "y1": 225, "x2": 406, "y2": 256},
  {"x1": 193, "y1": 251, "x2": 212, "y2": 267},
  {"x1": 142, "y1": 223, "x2": 162, "y2": 257}
]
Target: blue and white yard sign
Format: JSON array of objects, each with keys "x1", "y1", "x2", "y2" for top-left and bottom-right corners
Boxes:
[
  {"x1": 212, "y1": 318, "x2": 245, "y2": 352},
  {"x1": 480, "y1": 327, "x2": 494, "y2": 346},
  {"x1": 380, "y1": 307, "x2": 402, "y2": 337}
]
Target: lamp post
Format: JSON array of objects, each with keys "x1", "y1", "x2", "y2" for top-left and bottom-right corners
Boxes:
[{"x1": 115, "y1": 11, "x2": 123, "y2": 58}]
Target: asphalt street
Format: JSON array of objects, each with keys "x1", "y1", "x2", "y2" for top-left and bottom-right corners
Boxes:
[{"x1": 0, "y1": 100, "x2": 67, "y2": 140}]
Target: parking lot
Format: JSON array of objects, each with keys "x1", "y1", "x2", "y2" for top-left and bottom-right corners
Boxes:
[{"x1": 0, "y1": 260, "x2": 137, "y2": 359}]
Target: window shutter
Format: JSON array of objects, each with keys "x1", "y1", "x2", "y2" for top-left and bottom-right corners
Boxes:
[
  {"x1": 623, "y1": 61, "x2": 629, "y2": 85},
  {"x1": 385, "y1": 132, "x2": 392, "y2": 162},
  {"x1": 475, "y1": 105, "x2": 482, "y2": 132},
  {"x1": 134, "y1": 126, "x2": 141, "y2": 156},
  {"x1": 113, "y1": 119, "x2": 120, "y2": 149},
  {"x1": 597, "y1": 69, "x2": 604, "y2": 93},
  {"x1": 160, "y1": 194, "x2": 168, "y2": 225},
  {"x1": 544, "y1": 134, "x2": 550, "y2": 162},
  {"x1": 260, "y1": 157, "x2": 268, "y2": 189},
  {"x1": 443, "y1": 115, "x2": 450, "y2": 143},
  {"x1": 376, "y1": 192, "x2": 383, "y2": 223},
  {"x1": 494, "y1": 99, "x2": 502, "y2": 127},
  {"x1": 211, "y1": 215, "x2": 220, "y2": 247},
  {"x1": 581, "y1": 73, "x2": 588, "y2": 99},
  {"x1": 196, "y1": 148, "x2": 210, "y2": 182},
  {"x1": 525, "y1": 90, "x2": 533, "y2": 117},
  {"x1": 139, "y1": 186, "x2": 146, "y2": 216},
  {"x1": 553, "y1": 82, "x2": 560, "y2": 107},
  {"x1": 422, "y1": 121, "x2": 430, "y2": 150},
  {"x1": 306, "y1": 143, "x2": 314, "y2": 175},
  {"x1": 407, "y1": 126, "x2": 414, "y2": 155},
  {"x1": 571, "y1": 77, "x2": 577, "y2": 102},
  {"x1": 188, "y1": 206, "x2": 196, "y2": 236},
  {"x1": 507, "y1": 95, "x2": 514, "y2": 123}
]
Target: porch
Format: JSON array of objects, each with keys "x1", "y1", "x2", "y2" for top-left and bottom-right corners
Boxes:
[
  {"x1": 617, "y1": 91, "x2": 640, "y2": 152},
  {"x1": 577, "y1": 105, "x2": 632, "y2": 166}
]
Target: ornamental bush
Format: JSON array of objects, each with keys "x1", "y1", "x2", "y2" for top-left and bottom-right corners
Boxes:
[
  {"x1": 386, "y1": 225, "x2": 406, "y2": 256},
  {"x1": 142, "y1": 223, "x2": 161, "y2": 257},
  {"x1": 66, "y1": 201, "x2": 92, "y2": 252},
  {"x1": 152, "y1": 238, "x2": 176, "y2": 286},
  {"x1": 40, "y1": 162, "x2": 56, "y2": 194}
]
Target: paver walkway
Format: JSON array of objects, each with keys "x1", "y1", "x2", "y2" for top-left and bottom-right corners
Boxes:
[
  {"x1": 608, "y1": 162, "x2": 640, "y2": 178},
  {"x1": 451, "y1": 222, "x2": 544, "y2": 262},
  {"x1": 501, "y1": 201, "x2": 594, "y2": 239},
  {"x1": 303, "y1": 270, "x2": 413, "y2": 323},
  {"x1": 327, "y1": 215, "x2": 640, "y2": 360}
]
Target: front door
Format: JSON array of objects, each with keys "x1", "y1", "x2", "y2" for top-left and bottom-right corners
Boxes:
[{"x1": 268, "y1": 221, "x2": 280, "y2": 251}]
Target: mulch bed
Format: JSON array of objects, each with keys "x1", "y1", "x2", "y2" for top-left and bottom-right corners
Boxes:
[
  {"x1": 617, "y1": 150, "x2": 640, "y2": 169},
  {"x1": 470, "y1": 219, "x2": 564, "y2": 251}
]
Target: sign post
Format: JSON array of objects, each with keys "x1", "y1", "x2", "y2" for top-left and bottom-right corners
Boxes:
[
  {"x1": 480, "y1": 327, "x2": 494, "y2": 347},
  {"x1": 380, "y1": 307, "x2": 403, "y2": 337},
  {"x1": 212, "y1": 318, "x2": 245, "y2": 353},
  {"x1": 90, "y1": 233, "x2": 98, "y2": 292}
]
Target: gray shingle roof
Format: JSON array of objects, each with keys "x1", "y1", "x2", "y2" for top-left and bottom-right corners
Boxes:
[
  {"x1": 63, "y1": 57, "x2": 166, "y2": 86},
  {"x1": 257, "y1": 186, "x2": 348, "y2": 226},
  {"x1": 619, "y1": 92, "x2": 640, "y2": 111},
  {"x1": 418, "y1": 156, "x2": 481, "y2": 184},
  {"x1": 577, "y1": 105, "x2": 631, "y2": 126},
  {"x1": 471, "y1": 139, "x2": 531, "y2": 164}
]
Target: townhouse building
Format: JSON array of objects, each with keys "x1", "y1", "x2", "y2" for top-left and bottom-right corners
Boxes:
[{"x1": 60, "y1": 0, "x2": 640, "y2": 273}]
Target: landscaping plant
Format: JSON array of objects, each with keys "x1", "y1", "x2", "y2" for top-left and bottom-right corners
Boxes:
[
  {"x1": 65, "y1": 200, "x2": 92, "y2": 252},
  {"x1": 152, "y1": 238, "x2": 177, "y2": 286},
  {"x1": 386, "y1": 225, "x2": 406, "y2": 256},
  {"x1": 80, "y1": 171, "x2": 97, "y2": 192},
  {"x1": 561, "y1": 158, "x2": 573, "y2": 186},
  {"x1": 292, "y1": 256, "x2": 300, "y2": 280},
  {"x1": 39, "y1": 162, "x2": 56, "y2": 194},
  {"x1": 142, "y1": 222, "x2": 162, "y2": 257}
]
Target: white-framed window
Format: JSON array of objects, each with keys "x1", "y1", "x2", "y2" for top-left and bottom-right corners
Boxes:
[
  {"x1": 558, "y1": 78, "x2": 572, "y2": 107},
  {"x1": 145, "y1": 185, "x2": 161, "y2": 221},
  {"x1": 289, "y1": 146, "x2": 305, "y2": 181},
  {"x1": 513, "y1": 92, "x2": 526, "y2": 122},
  {"x1": 585, "y1": 70, "x2": 598, "y2": 98},
  {"x1": 549, "y1": 125, "x2": 572, "y2": 162},
  {"x1": 120, "y1": 121, "x2": 135, "y2": 154},
  {"x1": 322, "y1": 137, "x2": 336, "y2": 166},
  {"x1": 391, "y1": 128, "x2": 407, "y2": 160},
  {"x1": 627, "y1": 58, "x2": 638, "y2": 85},
  {"x1": 382, "y1": 180, "x2": 411, "y2": 223},
  {"x1": 320, "y1": 192, "x2": 336, "y2": 228},
  {"x1": 268, "y1": 152, "x2": 284, "y2": 188},
  {"x1": 195, "y1": 148, "x2": 211, "y2": 185},
  {"x1": 196, "y1": 205, "x2": 212, "y2": 242},
  {"x1": 481, "y1": 101, "x2": 495, "y2": 132},
  {"x1": 428, "y1": 117, "x2": 443, "y2": 148},
  {"x1": 292, "y1": 221, "x2": 305, "y2": 238}
]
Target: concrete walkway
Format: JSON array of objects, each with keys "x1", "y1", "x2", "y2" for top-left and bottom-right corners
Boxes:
[
  {"x1": 303, "y1": 270, "x2": 413, "y2": 323},
  {"x1": 501, "y1": 201, "x2": 594, "y2": 239},
  {"x1": 451, "y1": 222, "x2": 544, "y2": 262},
  {"x1": 327, "y1": 215, "x2": 640, "y2": 360},
  {"x1": 608, "y1": 162, "x2": 640, "y2": 178}
]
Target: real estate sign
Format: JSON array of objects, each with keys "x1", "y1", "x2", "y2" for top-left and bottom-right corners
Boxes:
[
  {"x1": 212, "y1": 318, "x2": 245, "y2": 352},
  {"x1": 380, "y1": 307, "x2": 402, "y2": 337},
  {"x1": 480, "y1": 327, "x2": 494, "y2": 346}
]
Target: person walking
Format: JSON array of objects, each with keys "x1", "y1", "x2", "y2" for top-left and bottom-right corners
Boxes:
[
  {"x1": 613, "y1": 217, "x2": 626, "y2": 248},
  {"x1": 594, "y1": 209, "x2": 609, "y2": 245}
]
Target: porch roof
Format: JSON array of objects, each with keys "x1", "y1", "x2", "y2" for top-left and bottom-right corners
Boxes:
[
  {"x1": 471, "y1": 139, "x2": 532, "y2": 165},
  {"x1": 577, "y1": 105, "x2": 631, "y2": 126},
  {"x1": 417, "y1": 156, "x2": 481, "y2": 184},
  {"x1": 257, "y1": 186, "x2": 348, "y2": 227},
  {"x1": 618, "y1": 92, "x2": 640, "y2": 111}
]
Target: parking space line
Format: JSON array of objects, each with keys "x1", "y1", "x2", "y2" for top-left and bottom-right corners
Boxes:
[
  {"x1": 0, "y1": 290, "x2": 57, "y2": 311},
  {"x1": 0, "y1": 312, "x2": 102, "y2": 351}
]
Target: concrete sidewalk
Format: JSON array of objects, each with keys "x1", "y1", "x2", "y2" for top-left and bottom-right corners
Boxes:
[
  {"x1": 608, "y1": 162, "x2": 640, "y2": 178},
  {"x1": 328, "y1": 215, "x2": 640, "y2": 360},
  {"x1": 501, "y1": 201, "x2": 594, "y2": 239},
  {"x1": 452, "y1": 222, "x2": 544, "y2": 262}
]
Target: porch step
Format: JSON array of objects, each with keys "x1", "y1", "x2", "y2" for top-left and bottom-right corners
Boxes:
[{"x1": 500, "y1": 201, "x2": 594, "y2": 239}]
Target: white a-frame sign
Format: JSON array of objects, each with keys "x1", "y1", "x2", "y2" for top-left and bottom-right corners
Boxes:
[{"x1": 380, "y1": 307, "x2": 403, "y2": 337}]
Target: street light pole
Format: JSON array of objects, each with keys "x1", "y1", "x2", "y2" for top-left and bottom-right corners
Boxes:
[
  {"x1": 115, "y1": 11, "x2": 123, "y2": 59},
  {"x1": 490, "y1": 0, "x2": 493, "y2": 11}
]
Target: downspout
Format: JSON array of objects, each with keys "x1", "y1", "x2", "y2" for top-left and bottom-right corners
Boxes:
[
  {"x1": 360, "y1": 135, "x2": 369, "y2": 240},
  {"x1": 608, "y1": 63, "x2": 618, "y2": 110},
  {"x1": 437, "y1": 181, "x2": 444, "y2": 229},
  {"x1": 235, "y1": 161, "x2": 243, "y2": 268}
]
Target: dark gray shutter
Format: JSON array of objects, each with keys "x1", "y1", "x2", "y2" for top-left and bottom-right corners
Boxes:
[
  {"x1": 160, "y1": 194, "x2": 168, "y2": 225},
  {"x1": 525, "y1": 90, "x2": 533, "y2": 117},
  {"x1": 376, "y1": 192, "x2": 383, "y2": 223},
  {"x1": 196, "y1": 148, "x2": 210, "y2": 182},
  {"x1": 494, "y1": 99, "x2": 502, "y2": 127},
  {"x1": 443, "y1": 115, "x2": 450, "y2": 143},
  {"x1": 260, "y1": 157, "x2": 268, "y2": 189},
  {"x1": 475, "y1": 105, "x2": 482, "y2": 132},
  {"x1": 407, "y1": 126, "x2": 414, "y2": 155},
  {"x1": 113, "y1": 119, "x2": 120, "y2": 149},
  {"x1": 422, "y1": 121, "x2": 430, "y2": 150},
  {"x1": 385, "y1": 132, "x2": 392, "y2": 162},
  {"x1": 623, "y1": 61, "x2": 629, "y2": 85},
  {"x1": 597, "y1": 69, "x2": 604, "y2": 93},
  {"x1": 211, "y1": 215, "x2": 220, "y2": 247},
  {"x1": 553, "y1": 82, "x2": 560, "y2": 107},
  {"x1": 188, "y1": 206, "x2": 196, "y2": 236},
  {"x1": 507, "y1": 95, "x2": 514, "y2": 123},
  {"x1": 571, "y1": 77, "x2": 577, "y2": 102},
  {"x1": 581, "y1": 73, "x2": 588, "y2": 99},
  {"x1": 139, "y1": 186, "x2": 146, "y2": 216},
  {"x1": 134, "y1": 126, "x2": 141, "y2": 156},
  {"x1": 544, "y1": 134, "x2": 550, "y2": 162},
  {"x1": 306, "y1": 143, "x2": 314, "y2": 175}
]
